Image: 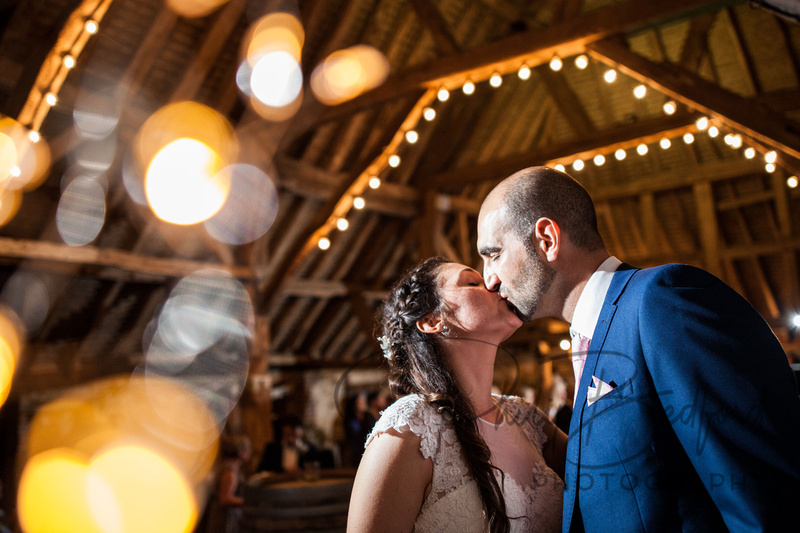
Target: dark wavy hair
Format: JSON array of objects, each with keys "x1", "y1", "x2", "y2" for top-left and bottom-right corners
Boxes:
[{"x1": 379, "y1": 257, "x2": 510, "y2": 533}]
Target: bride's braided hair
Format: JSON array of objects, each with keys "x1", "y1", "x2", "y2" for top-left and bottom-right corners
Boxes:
[{"x1": 379, "y1": 257, "x2": 510, "y2": 533}]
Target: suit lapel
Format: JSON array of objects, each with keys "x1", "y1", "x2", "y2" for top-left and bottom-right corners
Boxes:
[{"x1": 563, "y1": 264, "x2": 637, "y2": 532}]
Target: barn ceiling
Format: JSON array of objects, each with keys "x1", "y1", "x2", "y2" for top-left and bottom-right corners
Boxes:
[{"x1": 1, "y1": 0, "x2": 799, "y2": 399}]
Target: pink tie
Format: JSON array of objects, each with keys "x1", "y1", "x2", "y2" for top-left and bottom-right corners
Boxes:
[{"x1": 571, "y1": 333, "x2": 591, "y2": 405}]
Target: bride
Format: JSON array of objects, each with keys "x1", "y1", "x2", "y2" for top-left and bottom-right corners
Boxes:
[{"x1": 347, "y1": 257, "x2": 566, "y2": 533}]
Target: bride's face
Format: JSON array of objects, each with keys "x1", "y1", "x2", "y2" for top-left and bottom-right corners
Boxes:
[{"x1": 435, "y1": 262, "x2": 522, "y2": 342}]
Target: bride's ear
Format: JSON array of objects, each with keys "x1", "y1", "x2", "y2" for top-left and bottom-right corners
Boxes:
[{"x1": 417, "y1": 313, "x2": 444, "y2": 334}]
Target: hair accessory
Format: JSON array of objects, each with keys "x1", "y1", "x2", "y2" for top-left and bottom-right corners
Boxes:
[{"x1": 378, "y1": 335, "x2": 393, "y2": 360}]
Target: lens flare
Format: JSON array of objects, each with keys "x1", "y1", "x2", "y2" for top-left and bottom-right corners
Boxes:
[
  {"x1": 166, "y1": 0, "x2": 229, "y2": 18},
  {"x1": 0, "y1": 116, "x2": 51, "y2": 191},
  {"x1": 311, "y1": 45, "x2": 389, "y2": 105}
]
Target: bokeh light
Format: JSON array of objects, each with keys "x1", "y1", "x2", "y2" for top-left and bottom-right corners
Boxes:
[
  {"x1": 166, "y1": 0, "x2": 229, "y2": 18},
  {"x1": 0, "y1": 116, "x2": 51, "y2": 192},
  {"x1": 244, "y1": 12, "x2": 304, "y2": 63},
  {"x1": 0, "y1": 307, "x2": 23, "y2": 408},
  {"x1": 0, "y1": 187, "x2": 22, "y2": 227},
  {"x1": 56, "y1": 177, "x2": 107, "y2": 246},
  {"x1": 0, "y1": 271, "x2": 50, "y2": 333},
  {"x1": 310, "y1": 45, "x2": 390, "y2": 105},
  {"x1": 250, "y1": 51, "x2": 303, "y2": 107},
  {"x1": 204, "y1": 164, "x2": 279, "y2": 244}
]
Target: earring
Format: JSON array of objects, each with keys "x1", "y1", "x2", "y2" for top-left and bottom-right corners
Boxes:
[{"x1": 441, "y1": 322, "x2": 450, "y2": 336}]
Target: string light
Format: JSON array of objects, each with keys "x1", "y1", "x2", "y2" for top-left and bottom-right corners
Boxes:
[
  {"x1": 574, "y1": 55, "x2": 588, "y2": 69},
  {"x1": 29, "y1": 131, "x2": 40, "y2": 143},
  {"x1": 793, "y1": 313, "x2": 800, "y2": 326},
  {"x1": 637, "y1": 143, "x2": 648, "y2": 155},
  {"x1": 336, "y1": 218, "x2": 349, "y2": 231},
  {"x1": 708, "y1": 126, "x2": 719, "y2": 138},
  {"x1": 603, "y1": 69, "x2": 617, "y2": 83},
  {"x1": 554, "y1": 164, "x2": 565, "y2": 172},
  {"x1": 633, "y1": 84, "x2": 647, "y2": 99},
  {"x1": 765, "y1": 163, "x2": 776, "y2": 173},
  {"x1": 559, "y1": 339, "x2": 571, "y2": 351},
  {"x1": 660, "y1": 138, "x2": 671, "y2": 149},
  {"x1": 662, "y1": 100, "x2": 676, "y2": 115},
  {"x1": 518, "y1": 64, "x2": 531, "y2": 80},
  {"x1": 593, "y1": 154, "x2": 605, "y2": 166},
  {"x1": 683, "y1": 133, "x2": 694, "y2": 144},
  {"x1": 368, "y1": 176, "x2": 381, "y2": 189},
  {"x1": 437, "y1": 88, "x2": 449, "y2": 101},
  {"x1": 489, "y1": 73, "x2": 502, "y2": 87},
  {"x1": 462, "y1": 80, "x2": 475, "y2": 95},
  {"x1": 549, "y1": 56, "x2": 563, "y2": 71},
  {"x1": 63, "y1": 55, "x2": 76, "y2": 69},
  {"x1": 765, "y1": 150, "x2": 777, "y2": 164},
  {"x1": 9, "y1": 166, "x2": 21, "y2": 178},
  {"x1": 85, "y1": 19, "x2": 98, "y2": 34},
  {"x1": 614, "y1": 149, "x2": 626, "y2": 161},
  {"x1": 730, "y1": 134, "x2": 742, "y2": 148},
  {"x1": 388, "y1": 155, "x2": 400, "y2": 167},
  {"x1": 44, "y1": 92, "x2": 57, "y2": 106},
  {"x1": 787, "y1": 176, "x2": 798, "y2": 189},
  {"x1": 353, "y1": 197, "x2": 365, "y2": 209},
  {"x1": 318, "y1": 237, "x2": 331, "y2": 250},
  {"x1": 572, "y1": 159, "x2": 584, "y2": 171},
  {"x1": 696, "y1": 117, "x2": 709, "y2": 130},
  {"x1": 405, "y1": 130, "x2": 418, "y2": 144},
  {"x1": 744, "y1": 147, "x2": 756, "y2": 159},
  {"x1": 423, "y1": 107, "x2": 436, "y2": 121}
]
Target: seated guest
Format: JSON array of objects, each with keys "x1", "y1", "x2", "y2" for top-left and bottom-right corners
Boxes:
[{"x1": 257, "y1": 415, "x2": 318, "y2": 473}]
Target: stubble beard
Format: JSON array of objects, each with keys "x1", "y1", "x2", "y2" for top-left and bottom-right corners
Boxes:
[{"x1": 511, "y1": 245, "x2": 556, "y2": 322}]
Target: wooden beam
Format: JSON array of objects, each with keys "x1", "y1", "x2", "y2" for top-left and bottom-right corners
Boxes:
[
  {"x1": 587, "y1": 39, "x2": 800, "y2": 160},
  {"x1": 0, "y1": 237, "x2": 253, "y2": 280},
  {"x1": 538, "y1": 67, "x2": 596, "y2": 134},
  {"x1": 407, "y1": 0, "x2": 460, "y2": 56},
  {"x1": 693, "y1": 182, "x2": 723, "y2": 278},
  {"x1": 315, "y1": 0, "x2": 741, "y2": 124}
]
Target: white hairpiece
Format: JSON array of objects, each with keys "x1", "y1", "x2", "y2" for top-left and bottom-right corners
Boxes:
[{"x1": 378, "y1": 335, "x2": 393, "y2": 360}]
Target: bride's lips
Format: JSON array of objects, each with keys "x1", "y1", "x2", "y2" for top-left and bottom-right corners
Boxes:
[{"x1": 500, "y1": 295, "x2": 523, "y2": 320}]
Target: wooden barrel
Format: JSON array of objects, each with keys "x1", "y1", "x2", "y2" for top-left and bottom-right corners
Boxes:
[{"x1": 240, "y1": 469, "x2": 356, "y2": 533}]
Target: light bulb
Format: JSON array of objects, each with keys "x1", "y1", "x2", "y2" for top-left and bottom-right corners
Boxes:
[
  {"x1": 683, "y1": 133, "x2": 694, "y2": 144},
  {"x1": 744, "y1": 147, "x2": 756, "y2": 159},
  {"x1": 518, "y1": 65, "x2": 531, "y2": 80},
  {"x1": 660, "y1": 138, "x2": 671, "y2": 149},
  {"x1": 405, "y1": 130, "x2": 418, "y2": 144},
  {"x1": 353, "y1": 197, "x2": 365, "y2": 209},
  {"x1": 388, "y1": 155, "x2": 400, "y2": 168},
  {"x1": 437, "y1": 88, "x2": 449, "y2": 101},
  {"x1": 318, "y1": 237, "x2": 330, "y2": 250},
  {"x1": 593, "y1": 154, "x2": 605, "y2": 166},
  {"x1": 574, "y1": 55, "x2": 588, "y2": 69},
  {"x1": 603, "y1": 69, "x2": 617, "y2": 83},
  {"x1": 696, "y1": 117, "x2": 709, "y2": 130},
  {"x1": 337, "y1": 218, "x2": 349, "y2": 231},
  {"x1": 614, "y1": 149, "x2": 626, "y2": 161},
  {"x1": 369, "y1": 176, "x2": 381, "y2": 189},
  {"x1": 423, "y1": 107, "x2": 436, "y2": 121},
  {"x1": 637, "y1": 144, "x2": 648, "y2": 155},
  {"x1": 572, "y1": 159, "x2": 584, "y2": 171},
  {"x1": 662, "y1": 100, "x2": 676, "y2": 115},
  {"x1": 765, "y1": 150, "x2": 778, "y2": 164},
  {"x1": 489, "y1": 73, "x2": 502, "y2": 87},
  {"x1": 786, "y1": 176, "x2": 798, "y2": 189},
  {"x1": 462, "y1": 81, "x2": 475, "y2": 95},
  {"x1": 549, "y1": 56, "x2": 563, "y2": 71},
  {"x1": 633, "y1": 84, "x2": 647, "y2": 99}
]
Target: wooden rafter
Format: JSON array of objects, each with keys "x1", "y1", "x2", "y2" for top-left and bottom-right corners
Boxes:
[{"x1": 407, "y1": 0, "x2": 460, "y2": 56}]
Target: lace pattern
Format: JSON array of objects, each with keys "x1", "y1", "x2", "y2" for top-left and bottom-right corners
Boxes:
[{"x1": 366, "y1": 394, "x2": 563, "y2": 533}]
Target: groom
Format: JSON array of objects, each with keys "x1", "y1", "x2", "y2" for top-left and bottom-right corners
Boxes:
[{"x1": 477, "y1": 166, "x2": 800, "y2": 532}]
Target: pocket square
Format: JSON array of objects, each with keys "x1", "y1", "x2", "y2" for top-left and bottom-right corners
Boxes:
[{"x1": 587, "y1": 376, "x2": 616, "y2": 406}]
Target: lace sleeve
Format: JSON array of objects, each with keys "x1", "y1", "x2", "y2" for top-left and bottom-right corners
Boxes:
[{"x1": 365, "y1": 394, "x2": 450, "y2": 461}]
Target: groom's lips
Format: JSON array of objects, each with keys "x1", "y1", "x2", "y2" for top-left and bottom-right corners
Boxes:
[{"x1": 502, "y1": 297, "x2": 523, "y2": 320}]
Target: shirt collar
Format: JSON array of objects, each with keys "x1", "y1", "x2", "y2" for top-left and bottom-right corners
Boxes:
[{"x1": 570, "y1": 256, "x2": 621, "y2": 340}]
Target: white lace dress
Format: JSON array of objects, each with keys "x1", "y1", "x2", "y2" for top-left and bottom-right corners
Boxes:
[{"x1": 365, "y1": 394, "x2": 564, "y2": 533}]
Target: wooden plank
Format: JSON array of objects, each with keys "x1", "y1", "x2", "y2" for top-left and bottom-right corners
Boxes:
[
  {"x1": 408, "y1": 0, "x2": 460, "y2": 56},
  {"x1": 587, "y1": 39, "x2": 800, "y2": 160},
  {"x1": 538, "y1": 67, "x2": 596, "y2": 134},
  {"x1": 639, "y1": 193, "x2": 658, "y2": 255},
  {"x1": 693, "y1": 182, "x2": 723, "y2": 278}
]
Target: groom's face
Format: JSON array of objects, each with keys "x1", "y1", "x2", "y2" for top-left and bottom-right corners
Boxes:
[{"x1": 477, "y1": 205, "x2": 555, "y2": 322}]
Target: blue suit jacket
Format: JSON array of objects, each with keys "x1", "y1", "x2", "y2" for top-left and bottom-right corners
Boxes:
[{"x1": 563, "y1": 263, "x2": 800, "y2": 532}]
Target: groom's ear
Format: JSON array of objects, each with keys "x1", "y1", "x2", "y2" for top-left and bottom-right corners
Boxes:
[
  {"x1": 534, "y1": 217, "x2": 561, "y2": 261},
  {"x1": 417, "y1": 313, "x2": 444, "y2": 334}
]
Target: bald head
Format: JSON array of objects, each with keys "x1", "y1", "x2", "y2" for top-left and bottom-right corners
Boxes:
[{"x1": 481, "y1": 166, "x2": 605, "y2": 251}]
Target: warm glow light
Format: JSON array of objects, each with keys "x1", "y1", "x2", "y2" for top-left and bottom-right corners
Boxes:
[
  {"x1": 489, "y1": 73, "x2": 502, "y2": 87},
  {"x1": 787, "y1": 176, "x2": 798, "y2": 189},
  {"x1": 662, "y1": 100, "x2": 676, "y2": 115},
  {"x1": 9, "y1": 165, "x2": 20, "y2": 177},
  {"x1": 793, "y1": 313, "x2": 800, "y2": 327},
  {"x1": 318, "y1": 237, "x2": 330, "y2": 250},
  {"x1": 614, "y1": 149, "x2": 626, "y2": 161},
  {"x1": 549, "y1": 56, "x2": 563, "y2": 71},
  {"x1": 765, "y1": 150, "x2": 778, "y2": 164},
  {"x1": 166, "y1": 0, "x2": 229, "y2": 18},
  {"x1": 63, "y1": 55, "x2": 76, "y2": 69},
  {"x1": 245, "y1": 12, "x2": 304, "y2": 63},
  {"x1": 388, "y1": 155, "x2": 400, "y2": 168},
  {"x1": 0, "y1": 310, "x2": 22, "y2": 407},
  {"x1": 593, "y1": 154, "x2": 605, "y2": 166},
  {"x1": 660, "y1": 138, "x2": 671, "y2": 149},
  {"x1": 310, "y1": 45, "x2": 389, "y2": 106},
  {"x1": 423, "y1": 107, "x2": 436, "y2": 121},
  {"x1": 85, "y1": 20, "x2": 98, "y2": 34},
  {"x1": 574, "y1": 55, "x2": 588, "y2": 69},
  {"x1": 29, "y1": 131, "x2": 40, "y2": 142},
  {"x1": 637, "y1": 144, "x2": 648, "y2": 155},
  {"x1": 559, "y1": 339, "x2": 571, "y2": 351},
  {"x1": 683, "y1": 133, "x2": 695, "y2": 144},
  {"x1": 145, "y1": 138, "x2": 230, "y2": 225},
  {"x1": 250, "y1": 51, "x2": 303, "y2": 108},
  {"x1": 745, "y1": 147, "x2": 756, "y2": 159},
  {"x1": 88, "y1": 444, "x2": 196, "y2": 533},
  {"x1": 696, "y1": 117, "x2": 709, "y2": 130},
  {"x1": 765, "y1": 163, "x2": 776, "y2": 173},
  {"x1": 369, "y1": 176, "x2": 381, "y2": 189},
  {"x1": 437, "y1": 88, "x2": 449, "y2": 101},
  {"x1": 708, "y1": 126, "x2": 719, "y2": 138},
  {"x1": 337, "y1": 218, "x2": 349, "y2": 231},
  {"x1": 603, "y1": 69, "x2": 617, "y2": 83},
  {"x1": 633, "y1": 84, "x2": 647, "y2": 99},
  {"x1": 730, "y1": 135, "x2": 742, "y2": 148},
  {"x1": 405, "y1": 130, "x2": 418, "y2": 144},
  {"x1": 572, "y1": 159, "x2": 584, "y2": 171},
  {"x1": 353, "y1": 196, "x2": 365, "y2": 209},
  {"x1": 462, "y1": 81, "x2": 475, "y2": 95},
  {"x1": 0, "y1": 118, "x2": 51, "y2": 192},
  {"x1": 518, "y1": 65, "x2": 531, "y2": 79},
  {"x1": 45, "y1": 93, "x2": 57, "y2": 106},
  {"x1": 554, "y1": 164, "x2": 565, "y2": 172}
]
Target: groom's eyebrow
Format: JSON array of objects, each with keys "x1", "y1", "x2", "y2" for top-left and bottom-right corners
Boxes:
[{"x1": 478, "y1": 246, "x2": 500, "y2": 257}]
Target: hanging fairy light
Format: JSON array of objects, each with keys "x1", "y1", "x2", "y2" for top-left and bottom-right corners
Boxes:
[
  {"x1": 318, "y1": 237, "x2": 331, "y2": 250},
  {"x1": 696, "y1": 117, "x2": 709, "y2": 130},
  {"x1": 549, "y1": 56, "x2": 563, "y2": 71},
  {"x1": 744, "y1": 147, "x2": 756, "y2": 159},
  {"x1": 554, "y1": 164, "x2": 565, "y2": 172},
  {"x1": 572, "y1": 159, "x2": 584, "y2": 171},
  {"x1": 462, "y1": 80, "x2": 475, "y2": 95},
  {"x1": 637, "y1": 143, "x2": 648, "y2": 155},
  {"x1": 593, "y1": 154, "x2": 605, "y2": 166},
  {"x1": 518, "y1": 64, "x2": 531, "y2": 80},
  {"x1": 368, "y1": 176, "x2": 381, "y2": 189},
  {"x1": 489, "y1": 73, "x2": 502, "y2": 87},
  {"x1": 405, "y1": 130, "x2": 419, "y2": 144},
  {"x1": 662, "y1": 100, "x2": 676, "y2": 115},
  {"x1": 787, "y1": 176, "x2": 798, "y2": 189},
  {"x1": 603, "y1": 69, "x2": 617, "y2": 83},
  {"x1": 765, "y1": 150, "x2": 778, "y2": 164},
  {"x1": 353, "y1": 196, "x2": 365, "y2": 209},
  {"x1": 29, "y1": 131, "x2": 40, "y2": 143},
  {"x1": 423, "y1": 107, "x2": 436, "y2": 121},
  {"x1": 633, "y1": 84, "x2": 647, "y2": 99},
  {"x1": 63, "y1": 55, "x2": 76, "y2": 69},
  {"x1": 708, "y1": 126, "x2": 719, "y2": 138},
  {"x1": 336, "y1": 218, "x2": 349, "y2": 231},
  {"x1": 765, "y1": 163, "x2": 776, "y2": 173},
  {"x1": 683, "y1": 133, "x2": 695, "y2": 144},
  {"x1": 437, "y1": 88, "x2": 449, "y2": 101},
  {"x1": 44, "y1": 93, "x2": 57, "y2": 106},
  {"x1": 660, "y1": 138, "x2": 671, "y2": 149},
  {"x1": 574, "y1": 55, "x2": 588, "y2": 69},
  {"x1": 614, "y1": 149, "x2": 626, "y2": 161},
  {"x1": 388, "y1": 155, "x2": 400, "y2": 168},
  {"x1": 85, "y1": 19, "x2": 99, "y2": 34}
]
